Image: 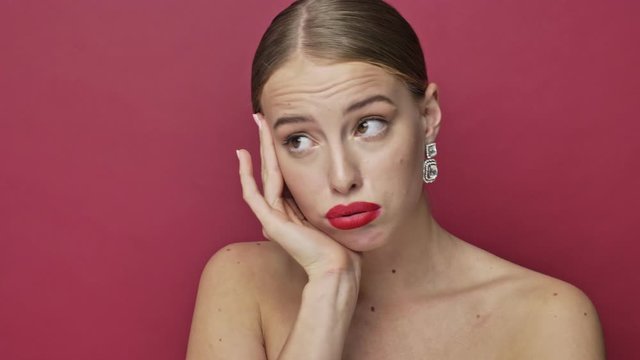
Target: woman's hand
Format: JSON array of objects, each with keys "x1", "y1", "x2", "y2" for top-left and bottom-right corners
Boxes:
[{"x1": 236, "y1": 113, "x2": 362, "y2": 282}]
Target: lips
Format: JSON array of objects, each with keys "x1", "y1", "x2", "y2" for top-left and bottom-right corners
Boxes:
[{"x1": 325, "y1": 201, "x2": 382, "y2": 230}]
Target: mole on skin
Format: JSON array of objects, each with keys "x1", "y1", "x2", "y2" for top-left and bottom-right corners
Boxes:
[
  {"x1": 391, "y1": 269, "x2": 396, "y2": 274},
  {"x1": 370, "y1": 306, "x2": 376, "y2": 312}
]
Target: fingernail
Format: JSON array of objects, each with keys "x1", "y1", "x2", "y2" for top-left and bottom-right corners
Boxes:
[
  {"x1": 235, "y1": 149, "x2": 240, "y2": 159},
  {"x1": 252, "y1": 113, "x2": 262, "y2": 129}
]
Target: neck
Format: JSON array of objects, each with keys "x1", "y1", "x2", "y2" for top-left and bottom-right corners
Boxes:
[{"x1": 356, "y1": 192, "x2": 455, "y2": 305}]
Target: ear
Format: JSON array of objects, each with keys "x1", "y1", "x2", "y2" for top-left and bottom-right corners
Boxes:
[{"x1": 420, "y1": 82, "x2": 442, "y2": 143}]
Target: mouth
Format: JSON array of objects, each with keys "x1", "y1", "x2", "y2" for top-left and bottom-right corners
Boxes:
[{"x1": 325, "y1": 202, "x2": 382, "y2": 230}]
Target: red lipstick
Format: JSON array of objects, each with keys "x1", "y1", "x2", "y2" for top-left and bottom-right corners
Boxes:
[{"x1": 325, "y1": 201, "x2": 382, "y2": 230}]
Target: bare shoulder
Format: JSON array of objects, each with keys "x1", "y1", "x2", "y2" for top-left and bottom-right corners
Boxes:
[
  {"x1": 205, "y1": 240, "x2": 284, "y2": 273},
  {"x1": 198, "y1": 240, "x2": 297, "y2": 302},
  {"x1": 217, "y1": 240, "x2": 299, "y2": 279},
  {"x1": 186, "y1": 240, "x2": 284, "y2": 360},
  {"x1": 510, "y1": 269, "x2": 606, "y2": 359},
  {"x1": 237, "y1": 240, "x2": 308, "y2": 299},
  {"x1": 459, "y1": 240, "x2": 605, "y2": 359}
]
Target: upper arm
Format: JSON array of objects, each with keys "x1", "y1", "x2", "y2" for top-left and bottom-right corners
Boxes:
[
  {"x1": 516, "y1": 281, "x2": 606, "y2": 359},
  {"x1": 186, "y1": 243, "x2": 267, "y2": 360}
]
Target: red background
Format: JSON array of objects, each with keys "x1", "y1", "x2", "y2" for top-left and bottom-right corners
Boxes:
[{"x1": 1, "y1": 0, "x2": 638, "y2": 358}]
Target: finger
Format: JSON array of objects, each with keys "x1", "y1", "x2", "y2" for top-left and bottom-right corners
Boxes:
[
  {"x1": 238, "y1": 149, "x2": 320, "y2": 258},
  {"x1": 238, "y1": 148, "x2": 297, "y2": 245},
  {"x1": 256, "y1": 114, "x2": 267, "y2": 196},
  {"x1": 255, "y1": 113, "x2": 285, "y2": 212},
  {"x1": 237, "y1": 148, "x2": 273, "y2": 223}
]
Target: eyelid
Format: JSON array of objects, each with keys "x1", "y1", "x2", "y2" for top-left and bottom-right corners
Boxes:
[
  {"x1": 283, "y1": 132, "x2": 309, "y2": 144},
  {"x1": 359, "y1": 116, "x2": 385, "y2": 123}
]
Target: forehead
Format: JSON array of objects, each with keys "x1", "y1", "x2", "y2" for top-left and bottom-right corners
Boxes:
[{"x1": 261, "y1": 54, "x2": 405, "y2": 115}]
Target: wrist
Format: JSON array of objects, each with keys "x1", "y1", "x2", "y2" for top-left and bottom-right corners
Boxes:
[{"x1": 304, "y1": 270, "x2": 360, "y2": 306}]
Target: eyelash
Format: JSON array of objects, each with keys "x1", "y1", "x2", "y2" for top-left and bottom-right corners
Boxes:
[{"x1": 282, "y1": 117, "x2": 389, "y2": 152}]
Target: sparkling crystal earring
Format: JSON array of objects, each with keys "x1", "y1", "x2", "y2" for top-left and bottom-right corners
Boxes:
[{"x1": 423, "y1": 142, "x2": 438, "y2": 183}]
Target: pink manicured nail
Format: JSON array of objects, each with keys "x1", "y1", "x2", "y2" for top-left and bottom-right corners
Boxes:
[{"x1": 252, "y1": 113, "x2": 261, "y2": 128}]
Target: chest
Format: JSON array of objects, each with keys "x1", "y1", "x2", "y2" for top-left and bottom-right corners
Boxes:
[{"x1": 261, "y1": 290, "x2": 520, "y2": 360}]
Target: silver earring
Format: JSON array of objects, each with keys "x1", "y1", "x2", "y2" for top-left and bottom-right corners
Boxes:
[{"x1": 423, "y1": 142, "x2": 438, "y2": 183}]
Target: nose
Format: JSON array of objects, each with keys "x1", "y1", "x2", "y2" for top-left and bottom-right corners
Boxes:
[{"x1": 327, "y1": 145, "x2": 362, "y2": 195}]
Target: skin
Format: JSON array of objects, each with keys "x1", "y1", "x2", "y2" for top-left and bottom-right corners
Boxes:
[
  {"x1": 185, "y1": 51, "x2": 606, "y2": 359},
  {"x1": 258, "y1": 52, "x2": 453, "y2": 303}
]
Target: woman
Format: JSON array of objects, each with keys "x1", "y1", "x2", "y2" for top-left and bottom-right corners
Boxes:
[{"x1": 186, "y1": 0, "x2": 605, "y2": 358}]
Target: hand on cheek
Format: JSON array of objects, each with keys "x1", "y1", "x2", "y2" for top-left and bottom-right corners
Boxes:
[{"x1": 237, "y1": 113, "x2": 363, "y2": 280}]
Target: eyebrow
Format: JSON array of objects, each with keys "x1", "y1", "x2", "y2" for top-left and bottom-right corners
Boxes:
[
  {"x1": 344, "y1": 94, "x2": 396, "y2": 115},
  {"x1": 272, "y1": 94, "x2": 396, "y2": 130}
]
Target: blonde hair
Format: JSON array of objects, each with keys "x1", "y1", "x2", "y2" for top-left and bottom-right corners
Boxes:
[{"x1": 251, "y1": 0, "x2": 429, "y2": 113}]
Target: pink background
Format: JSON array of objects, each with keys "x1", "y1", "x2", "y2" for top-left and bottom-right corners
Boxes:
[{"x1": 1, "y1": 0, "x2": 638, "y2": 358}]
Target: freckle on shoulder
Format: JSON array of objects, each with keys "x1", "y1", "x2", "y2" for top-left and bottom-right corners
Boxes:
[
  {"x1": 525, "y1": 274, "x2": 598, "y2": 320},
  {"x1": 219, "y1": 240, "x2": 272, "y2": 253},
  {"x1": 211, "y1": 241, "x2": 274, "y2": 270},
  {"x1": 220, "y1": 240, "x2": 294, "y2": 273}
]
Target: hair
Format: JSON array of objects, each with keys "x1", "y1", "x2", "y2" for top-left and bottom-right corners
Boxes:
[{"x1": 251, "y1": 0, "x2": 429, "y2": 113}]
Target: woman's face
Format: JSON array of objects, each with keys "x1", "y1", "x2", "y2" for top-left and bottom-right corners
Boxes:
[{"x1": 260, "y1": 54, "x2": 440, "y2": 251}]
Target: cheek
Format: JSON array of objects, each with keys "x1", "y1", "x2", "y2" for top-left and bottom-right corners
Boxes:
[
  {"x1": 367, "y1": 136, "x2": 423, "y2": 201},
  {"x1": 373, "y1": 139, "x2": 422, "y2": 180}
]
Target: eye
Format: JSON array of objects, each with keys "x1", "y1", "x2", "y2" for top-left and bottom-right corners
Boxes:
[
  {"x1": 283, "y1": 134, "x2": 313, "y2": 153},
  {"x1": 355, "y1": 118, "x2": 388, "y2": 138}
]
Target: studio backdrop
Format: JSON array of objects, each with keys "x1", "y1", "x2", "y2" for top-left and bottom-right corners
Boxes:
[{"x1": 1, "y1": 0, "x2": 638, "y2": 359}]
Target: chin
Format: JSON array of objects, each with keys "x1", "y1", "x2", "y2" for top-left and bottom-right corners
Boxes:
[{"x1": 330, "y1": 226, "x2": 388, "y2": 253}]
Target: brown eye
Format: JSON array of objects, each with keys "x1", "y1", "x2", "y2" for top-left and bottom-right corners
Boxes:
[
  {"x1": 355, "y1": 118, "x2": 387, "y2": 137},
  {"x1": 283, "y1": 134, "x2": 313, "y2": 153},
  {"x1": 356, "y1": 122, "x2": 369, "y2": 134}
]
